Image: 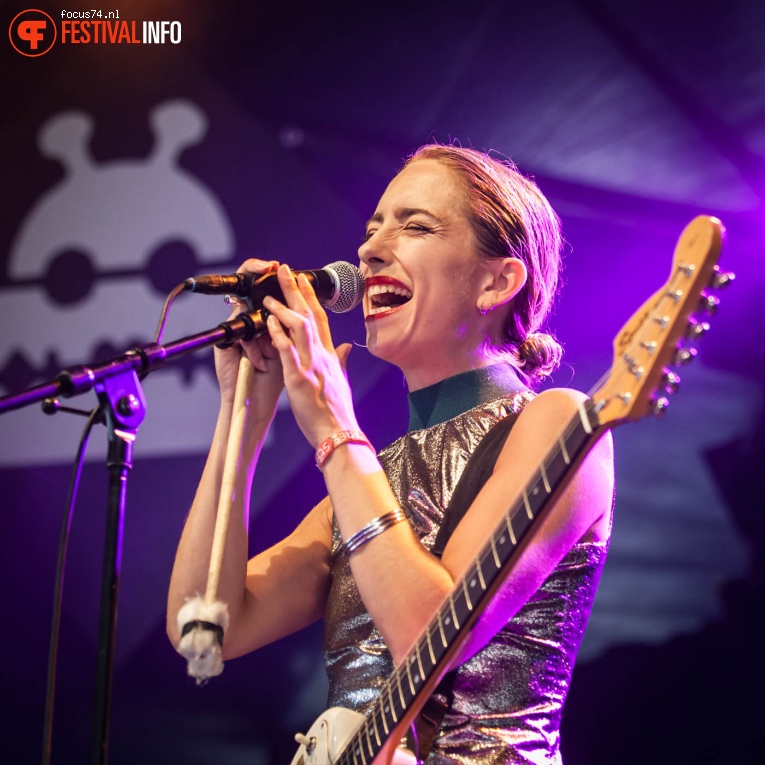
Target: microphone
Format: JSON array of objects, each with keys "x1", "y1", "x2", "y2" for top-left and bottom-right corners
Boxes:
[{"x1": 184, "y1": 261, "x2": 366, "y2": 314}]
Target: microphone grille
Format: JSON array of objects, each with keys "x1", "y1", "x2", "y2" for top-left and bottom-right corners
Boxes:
[{"x1": 323, "y1": 261, "x2": 366, "y2": 313}]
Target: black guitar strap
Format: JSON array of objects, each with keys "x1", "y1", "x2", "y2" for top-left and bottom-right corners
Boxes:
[
  {"x1": 410, "y1": 413, "x2": 520, "y2": 762},
  {"x1": 431, "y1": 413, "x2": 519, "y2": 557}
]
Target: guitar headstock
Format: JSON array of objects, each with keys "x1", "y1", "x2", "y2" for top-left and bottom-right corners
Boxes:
[{"x1": 592, "y1": 215, "x2": 733, "y2": 427}]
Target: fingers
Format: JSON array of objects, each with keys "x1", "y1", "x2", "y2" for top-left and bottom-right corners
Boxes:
[
  {"x1": 218, "y1": 260, "x2": 280, "y2": 370},
  {"x1": 237, "y1": 258, "x2": 279, "y2": 276},
  {"x1": 221, "y1": 256, "x2": 279, "y2": 320},
  {"x1": 265, "y1": 313, "x2": 301, "y2": 372},
  {"x1": 264, "y1": 266, "x2": 333, "y2": 351},
  {"x1": 297, "y1": 273, "x2": 333, "y2": 350}
]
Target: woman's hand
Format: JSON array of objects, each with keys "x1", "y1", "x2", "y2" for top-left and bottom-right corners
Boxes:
[
  {"x1": 263, "y1": 265, "x2": 358, "y2": 449},
  {"x1": 214, "y1": 259, "x2": 284, "y2": 422}
]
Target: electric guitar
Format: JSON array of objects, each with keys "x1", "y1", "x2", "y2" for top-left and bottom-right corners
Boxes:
[{"x1": 291, "y1": 216, "x2": 732, "y2": 765}]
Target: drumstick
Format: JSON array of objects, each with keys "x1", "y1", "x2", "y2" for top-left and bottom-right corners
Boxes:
[{"x1": 177, "y1": 354, "x2": 254, "y2": 684}]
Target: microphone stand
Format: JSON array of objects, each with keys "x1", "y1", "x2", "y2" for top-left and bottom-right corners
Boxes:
[{"x1": 0, "y1": 309, "x2": 268, "y2": 765}]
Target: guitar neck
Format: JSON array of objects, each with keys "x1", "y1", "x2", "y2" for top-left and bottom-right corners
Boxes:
[{"x1": 336, "y1": 400, "x2": 602, "y2": 765}]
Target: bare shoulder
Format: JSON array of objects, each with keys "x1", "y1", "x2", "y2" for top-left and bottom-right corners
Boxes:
[
  {"x1": 499, "y1": 386, "x2": 595, "y2": 456},
  {"x1": 497, "y1": 385, "x2": 614, "y2": 540},
  {"x1": 520, "y1": 385, "x2": 590, "y2": 421}
]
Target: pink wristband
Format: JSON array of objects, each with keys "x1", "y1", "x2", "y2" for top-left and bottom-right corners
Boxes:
[{"x1": 315, "y1": 430, "x2": 374, "y2": 471}]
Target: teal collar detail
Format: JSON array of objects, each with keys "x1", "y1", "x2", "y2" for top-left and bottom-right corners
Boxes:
[{"x1": 407, "y1": 364, "x2": 529, "y2": 432}]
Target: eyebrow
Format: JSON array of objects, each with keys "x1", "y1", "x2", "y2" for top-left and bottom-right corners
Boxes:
[{"x1": 365, "y1": 207, "x2": 445, "y2": 229}]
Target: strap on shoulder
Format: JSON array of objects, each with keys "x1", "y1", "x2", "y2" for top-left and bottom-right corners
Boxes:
[{"x1": 430, "y1": 413, "x2": 519, "y2": 557}]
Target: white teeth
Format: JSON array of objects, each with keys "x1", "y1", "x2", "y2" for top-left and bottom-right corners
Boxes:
[
  {"x1": 367, "y1": 284, "x2": 412, "y2": 299},
  {"x1": 366, "y1": 282, "x2": 413, "y2": 316},
  {"x1": 368, "y1": 305, "x2": 390, "y2": 315}
]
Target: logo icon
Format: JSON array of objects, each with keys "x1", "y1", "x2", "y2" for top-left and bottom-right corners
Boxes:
[
  {"x1": 0, "y1": 100, "x2": 238, "y2": 465},
  {"x1": 9, "y1": 9, "x2": 57, "y2": 56}
]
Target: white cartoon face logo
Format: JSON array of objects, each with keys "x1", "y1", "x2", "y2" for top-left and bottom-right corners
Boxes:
[{"x1": 0, "y1": 100, "x2": 238, "y2": 465}]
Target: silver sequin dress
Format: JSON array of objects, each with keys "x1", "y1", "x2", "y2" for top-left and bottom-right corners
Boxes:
[{"x1": 323, "y1": 392, "x2": 610, "y2": 765}]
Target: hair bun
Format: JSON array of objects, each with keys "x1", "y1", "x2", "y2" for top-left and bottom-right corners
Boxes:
[{"x1": 517, "y1": 332, "x2": 563, "y2": 382}]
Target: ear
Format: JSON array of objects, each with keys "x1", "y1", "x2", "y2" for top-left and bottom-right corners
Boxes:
[{"x1": 476, "y1": 257, "x2": 527, "y2": 312}]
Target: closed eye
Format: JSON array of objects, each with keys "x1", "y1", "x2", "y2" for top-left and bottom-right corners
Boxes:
[
  {"x1": 362, "y1": 221, "x2": 434, "y2": 242},
  {"x1": 405, "y1": 223, "x2": 433, "y2": 234}
]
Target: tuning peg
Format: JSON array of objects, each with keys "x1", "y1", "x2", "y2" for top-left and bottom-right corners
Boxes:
[
  {"x1": 685, "y1": 318, "x2": 710, "y2": 340},
  {"x1": 698, "y1": 292, "x2": 720, "y2": 316},
  {"x1": 711, "y1": 268, "x2": 735, "y2": 289},
  {"x1": 662, "y1": 369, "x2": 681, "y2": 394},
  {"x1": 652, "y1": 396, "x2": 670, "y2": 417},
  {"x1": 674, "y1": 346, "x2": 698, "y2": 366}
]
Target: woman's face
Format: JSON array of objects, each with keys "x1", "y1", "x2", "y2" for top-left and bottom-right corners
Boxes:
[{"x1": 359, "y1": 159, "x2": 493, "y2": 389}]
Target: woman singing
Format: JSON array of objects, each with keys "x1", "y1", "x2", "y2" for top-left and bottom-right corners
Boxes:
[{"x1": 167, "y1": 145, "x2": 614, "y2": 764}]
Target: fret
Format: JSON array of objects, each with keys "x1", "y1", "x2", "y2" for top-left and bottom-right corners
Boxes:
[
  {"x1": 462, "y1": 578, "x2": 473, "y2": 610},
  {"x1": 387, "y1": 685, "x2": 398, "y2": 723},
  {"x1": 395, "y1": 669, "x2": 406, "y2": 709},
  {"x1": 559, "y1": 436, "x2": 570, "y2": 464},
  {"x1": 371, "y1": 709, "x2": 381, "y2": 746},
  {"x1": 505, "y1": 514, "x2": 517, "y2": 545},
  {"x1": 577, "y1": 401, "x2": 593, "y2": 434},
  {"x1": 350, "y1": 732, "x2": 363, "y2": 765},
  {"x1": 490, "y1": 535, "x2": 501, "y2": 567},
  {"x1": 476, "y1": 556, "x2": 486, "y2": 590},
  {"x1": 436, "y1": 612, "x2": 447, "y2": 646},
  {"x1": 414, "y1": 644, "x2": 425, "y2": 680},
  {"x1": 365, "y1": 720, "x2": 374, "y2": 757},
  {"x1": 449, "y1": 596, "x2": 460, "y2": 629},
  {"x1": 547, "y1": 449, "x2": 569, "y2": 487},
  {"x1": 425, "y1": 625, "x2": 436, "y2": 664},
  {"x1": 540, "y1": 463, "x2": 551, "y2": 494},
  {"x1": 380, "y1": 701, "x2": 390, "y2": 735},
  {"x1": 522, "y1": 490, "x2": 533, "y2": 519},
  {"x1": 405, "y1": 657, "x2": 416, "y2": 695}
]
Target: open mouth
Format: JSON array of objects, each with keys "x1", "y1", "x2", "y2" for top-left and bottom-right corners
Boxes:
[{"x1": 366, "y1": 279, "x2": 413, "y2": 317}]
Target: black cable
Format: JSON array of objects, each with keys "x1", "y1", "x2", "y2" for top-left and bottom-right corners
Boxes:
[
  {"x1": 41, "y1": 405, "x2": 103, "y2": 765},
  {"x1": 153, "y1": 282, "x2": 187, "y2": 343}
]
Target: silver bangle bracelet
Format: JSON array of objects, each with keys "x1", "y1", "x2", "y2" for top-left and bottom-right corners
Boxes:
[{"x1": 340, "y1": 509, "x2": 407, "y2": 557}]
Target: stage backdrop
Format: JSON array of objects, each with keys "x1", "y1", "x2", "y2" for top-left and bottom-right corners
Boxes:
[{"x1": 1, "y1": 1, "x2": 763, "y2": 763}]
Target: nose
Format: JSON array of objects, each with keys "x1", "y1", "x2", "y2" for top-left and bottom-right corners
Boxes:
[{"x1": 358, "y1": 232, "x2": 391, "y2": 270}]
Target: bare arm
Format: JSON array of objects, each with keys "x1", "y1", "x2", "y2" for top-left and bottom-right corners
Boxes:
[
  {"x1": 166, "y1": 401, "x2": 335, "y2": 659},
  {"x1": 166, "y1": 260, "x2": 334, "y2": 661}
]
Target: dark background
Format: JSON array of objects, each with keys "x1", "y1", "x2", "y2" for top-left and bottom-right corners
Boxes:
[{"x1": 1, "y1": 1, "x2": 763, "y2": 763}]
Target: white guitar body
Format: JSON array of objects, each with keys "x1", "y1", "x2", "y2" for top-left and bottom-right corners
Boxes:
[{"x1": 291, "y1": 707, "x2": 417, "y2": 765}]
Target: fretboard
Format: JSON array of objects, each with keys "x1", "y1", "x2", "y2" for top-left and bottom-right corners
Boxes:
[{"x1": 336, "y1": 399, "x2": 601, "y2": 765}]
